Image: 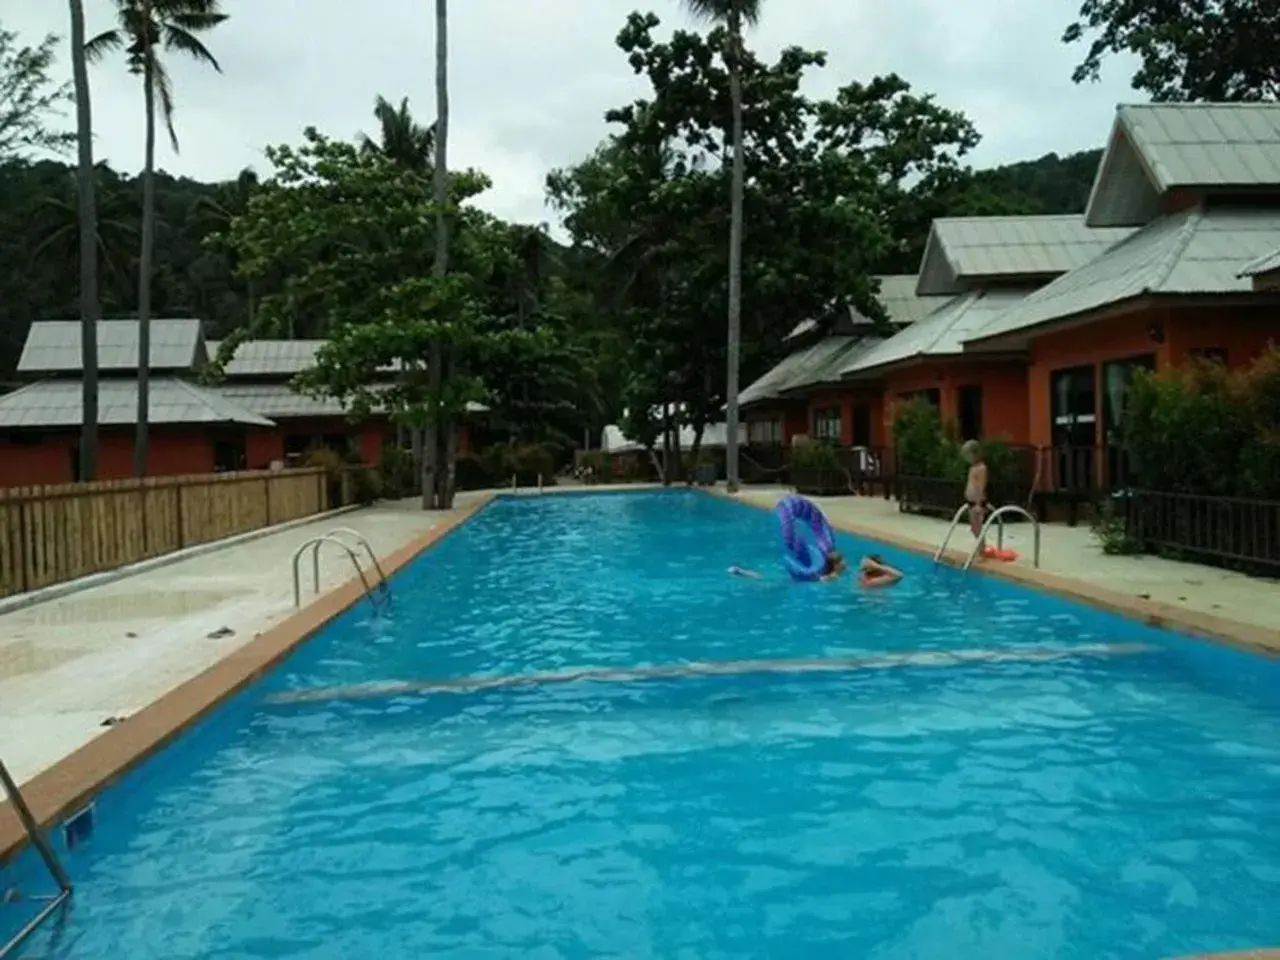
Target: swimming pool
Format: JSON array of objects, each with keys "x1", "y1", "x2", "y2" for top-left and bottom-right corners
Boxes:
[{"x1": 4, "y1": 489, "x2": 1280, "y2": 958}]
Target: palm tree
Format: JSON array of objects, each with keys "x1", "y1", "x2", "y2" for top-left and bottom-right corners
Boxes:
[
  {"x1": 426, "y1": 0, "x2": 451, "y2": 509},
  {"x1": 195, "y1": 167, "x2": 258, "y2": 326},
  {"x1": 68, "y1": 0, "x2": 100, "y2": 481},
  {"x1": 86, "y1": 0, "x2": 228, "y2": 476},
  {"x1": 682, "y1": 0, "x2": 760, "y2": 492},
  {"x1": 359, "y1": 95, "x2": 435, "y2": 173}
]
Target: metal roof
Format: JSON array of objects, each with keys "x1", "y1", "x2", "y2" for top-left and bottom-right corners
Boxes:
[
  {"x1": 739, "y1": 336, "x2": 878, "y2": 407},
  {"x1": 915, "y1": 215, "x2": 1133, "y2": 295},
  {"x1": 969, "y1": 205, "x2": 1280, "y2": 347},
  {"x1": 206, "y1": 339, "x2": 323, "y2": 376},
  {"x1": 841, "y1": 288, "x2": 1035, "y2": 377},
  {"x1": 1238, "y1": 246, "x2": 1280, "y2": 278},
  {"x1": 18, "y1": 319, "x2": 206, "y2": 374},
  {"x1": 875, "y1": 274, "x2": 952, "y2": 324},
  {"x1": 0, "y1": 378, "x2": 274, "y2": 429},
  {"x1": 1086, "y1": 103, "x2": 1280, "y2": 228},
  {"x1": 209, "y1": 382, "x2": 488, "y2": 419}
]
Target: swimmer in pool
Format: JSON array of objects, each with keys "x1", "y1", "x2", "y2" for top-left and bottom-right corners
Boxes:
[
  {"x1": 858, "y1": 554, "x2": 903, "y2": 588},
  {"x1": 729, "y1": 548, "x2": 846, "y2": 581}
]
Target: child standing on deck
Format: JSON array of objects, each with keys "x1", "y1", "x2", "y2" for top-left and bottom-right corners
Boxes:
[{"x1": 962, "y1": 440, "x2": 988, "y2": 544}]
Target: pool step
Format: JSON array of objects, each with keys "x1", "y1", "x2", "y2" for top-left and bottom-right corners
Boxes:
[{"x1": 265, "y1": 643, "x2": 1152, "y2": 706}]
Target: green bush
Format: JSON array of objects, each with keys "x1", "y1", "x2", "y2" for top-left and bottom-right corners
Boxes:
[
  {"x1": 348, "y1": 466, "x2": 382, "y2": 505},
  {"x1": 455, "y1": 454, "x2": 493, "y2": 491},
  {"x1": 1124, "y1": 349, "x2": 1280, "y2": 498},
  {"x1": 378, "y1": 443, "x2": 415, "y2": 498},
  {"x1": 790, "y1": 442, "x2": 842, "y2": 471},
  {"x1": 892, "y1": 400, "x2": 1016, "y2": 483},
  {"x1": 1091, "y1": 497, "x2": 1140, "y2": 554}
]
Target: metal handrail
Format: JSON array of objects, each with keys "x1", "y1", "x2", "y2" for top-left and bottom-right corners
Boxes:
[
  {"x1": 323, "y1": 528, "x2": 389, "y2": 594},
  {"x1": 0, "y1": 759, "x2": 72, "y2": 959},
  {"x1": 291, "y1": 536, "x2": 379, "y2": 608},
  {"x1": 963, "y1": 505, "x2": 1041, "y2": 570},
  {"x1": 933, "y1": 503, "x2": 1007, "y2": 561}
]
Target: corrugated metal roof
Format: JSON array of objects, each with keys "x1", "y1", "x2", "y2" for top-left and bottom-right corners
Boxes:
[
  {"x1": 841, "y1": 288, "x2": 1035, "y2": 377},
  {"x1": 18, "y1": 319, "x2": 205, "y2": 374},
  {"x1": 739, "y1": 336, "x2": 873, "y2": 407},
  {"x1": 207, "y1": 339, "x2": 323, "y2": 376},
  {"x1": 970, "y1": 205, "x2": 1280, "y2": 346},
  {"x1": 874, "y1": 274, "x2": 952, "y2": 324},
  {"x1": 1086, "y1": 103, "x2": 1280, "y2": 228},
  {"x1": 209, "y1": 382, "x2": 488, "y2": 419},
  {"x1": 915, "y1": 216, "x2": 1133, "y2": 295},
  {"x1": 0, "y1": 378, "x2": 274, "y2": 428},
  {"x1": 1238, "y1": 246, "x2": 1280, "y2": 278},
  {"x1": 779, "y1": 337, "x2": 883, "y2": 394}
]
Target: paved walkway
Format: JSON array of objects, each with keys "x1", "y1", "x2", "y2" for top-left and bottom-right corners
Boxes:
[
  {"x1": 0, "y1": 496, "x2": 479, "y2": 786},
  {"x1": 735, "y1": 487, "x2": 1280, "y2": 636}
]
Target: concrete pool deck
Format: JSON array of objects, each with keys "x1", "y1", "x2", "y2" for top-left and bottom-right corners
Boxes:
[
  {"x1": 730, "y1": 487, "x2": 1280, "y2": 654},
  {"x1": 0, "y1": 493, "x2": 489, "y2": 789}
]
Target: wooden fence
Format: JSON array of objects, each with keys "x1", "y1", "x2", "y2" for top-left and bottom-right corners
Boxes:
[{"x1": 0, "y1": 468, "x2": 327, "y2": 599}]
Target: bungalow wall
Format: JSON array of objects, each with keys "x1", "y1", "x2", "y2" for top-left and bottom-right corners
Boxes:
[
  {"x1": 881, "y1": 361, "x2": 1029, "y2": 446},
  {"x1": 806, "y1": 388, "x2": 885, "y2": 447},
  {"x1": 244, "y1": 417, "x2": 393, "y2": 470},
  {"x1": 744, "y1": 401, "x2": 808, "y2": 446},
  {"x1": 0, "y1": 427, "x2": 229, "y2": 487},
  {"x1": 1026, "y1": 303, "x2": 1280, "y2": 450}
]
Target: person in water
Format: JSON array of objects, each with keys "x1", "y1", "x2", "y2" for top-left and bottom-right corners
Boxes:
[
  {"x1": 858, "y1": 553, "x2": 903, "y2": 588},
  {"x1": 729, "y1": 548, "x2": 847, "y2": 581}
]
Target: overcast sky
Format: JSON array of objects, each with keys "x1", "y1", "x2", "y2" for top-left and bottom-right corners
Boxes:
[{"x1": 11, "y1": 0, "x2": 1138, "y2": 229}]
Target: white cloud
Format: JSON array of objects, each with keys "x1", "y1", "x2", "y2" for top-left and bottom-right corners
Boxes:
[{"x1": 8, "y1": 0, "x2": 1140, "y2": 227}]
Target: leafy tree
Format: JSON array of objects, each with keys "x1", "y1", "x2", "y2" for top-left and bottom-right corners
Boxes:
[
  {"x1": 681, "y1": 0, "x2": 760, "y2": 492},
  {"x1": 1063, "y1": 0, "x2": 1280, "y2": 101},
  {"x1": 87, "y1": 0, "x2": 228, "y2": 475},
  {"x1": 550, "y1": 12, "x2": 981, "y2": 474},
  {"x1": 0, "y1": 26, "x2": 76, "y2": 158}
]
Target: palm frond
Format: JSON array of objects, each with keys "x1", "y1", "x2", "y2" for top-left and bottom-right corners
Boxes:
[
  {"x1": 161, "y1": 25, "x2": 222, "y2": 70},
  {"x1": 84, "y1": 29, "x2": 123, "y2": 62},
  {"x1": 153, "y1": 59, "x2": 180, "y2": 153},
  {"x1": 682, "y1": 0, "x2": 763, "y2": 26}
]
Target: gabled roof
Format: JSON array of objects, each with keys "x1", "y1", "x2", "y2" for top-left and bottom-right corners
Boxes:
[
  {"x1": 841, "y1": 288, "x2": 1034, "y2": 378},
  {"x1": 875, "y1": 274, "x2": 953, "y2": 325},
  {"x1": 969, "y1": 205, "x2": 1280, "y2": 348},
  {"x1": 1086, "y1": 103, "x2": 1280, "y2": 228},
  {"x1": 207, "y1": 339, "x2": 322, "y2": 376},
  {"x1": 1238, "y1": 246, "x2": 1280, "y2": 279},
  {"x1": 18, "y1": 319, "x2": 206, "y2": 374},
  {"x1": 915, "y1": 215, "x2": 1132, "y2": 295},
  {"x1": 209, "y1": 382, "x2": 489, "y2": 419},
  {"x1": 0, "y1": 377, "x2": 273, "y2": 429},
  {"x1": 739, "y1": 336, "x2": 883, "y2": 408}
]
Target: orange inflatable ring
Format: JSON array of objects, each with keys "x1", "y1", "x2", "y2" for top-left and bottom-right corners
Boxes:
[{"x1": 981, "y1": 545, "x2": 1020, "y2": 562}]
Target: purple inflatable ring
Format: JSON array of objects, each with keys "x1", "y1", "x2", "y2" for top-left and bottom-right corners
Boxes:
[{"x1": 775, "y1": 494, "x2": 835, "y2": 581}]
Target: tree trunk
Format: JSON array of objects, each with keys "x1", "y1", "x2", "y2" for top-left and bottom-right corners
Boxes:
[
  {"x1": 441, "y1": 413, "x2": 457, "y2": 507},
  {"x1": 69, "y1": 0, "x2": 99, "y2": 481},
  {"x1": 134, "y1": 5, "x2": 156, "y2": 477},
  {"x1": 724, "y1": 14, "x2": 745, "y2": 494},
  {"x1": 687, "y1": 424, "x2": 705, "y2": 486},
  {"x1": 426, "y1": 0, "x2": 451, "y2": 509}
]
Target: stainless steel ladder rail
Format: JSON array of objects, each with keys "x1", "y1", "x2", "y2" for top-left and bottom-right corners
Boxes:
[
  {"x1": 933, "y1": 504, "x2": 1007, "y2": 562},
  {"x1": 963, "y1": 505, "x2": 1041, "y2": 571},
  {"x1": 0, "y1": 760, "x2": 72, "y2": 959},
  {"x1": 291, "y1": 536, "x2": 379, "y2": 609},
  {"x1": 323, "y1": 528, "x2": 389, "y2": 596}
]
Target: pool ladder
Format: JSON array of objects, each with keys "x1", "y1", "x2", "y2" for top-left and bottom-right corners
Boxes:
[
  {"x1": 934, "y1": 503, "x2": 1041, "y2": 570},
  {"x1": 292, "y1": 528, "x2": 391, "y2": 609},
  {"x1": 0, "y1": 759, "x2": 72, "y2": 959}
]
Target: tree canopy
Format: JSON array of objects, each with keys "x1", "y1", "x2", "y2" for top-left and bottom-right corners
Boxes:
[{"x1": 0, "y1": 26, "x2": 75, "y2": 159}]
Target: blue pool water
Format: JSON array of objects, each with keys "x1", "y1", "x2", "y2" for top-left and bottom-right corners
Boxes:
[{"x1": 5, "y1": 490, "x2": 1280, "y2": 958}]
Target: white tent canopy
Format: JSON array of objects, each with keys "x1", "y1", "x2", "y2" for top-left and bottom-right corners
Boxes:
[{"x1": 601, "y1": 412, "x2": 746, "y2": 454}]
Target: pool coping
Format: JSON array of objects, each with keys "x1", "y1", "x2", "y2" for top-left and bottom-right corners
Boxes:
[
  {"x1": 0, "y1": 493, "x2": 494, "y2": 866},
  {"x1": 713, "y1": 489, "x2": 1279, "y2": 659}
]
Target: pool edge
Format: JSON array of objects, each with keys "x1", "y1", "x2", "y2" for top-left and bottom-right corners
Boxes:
[
  {"x1": 711, "y1": 489, "x2": 1279, "y2": 659},
  {"x1": 0, "y1": 493, "x2": 495, "y2": 865}
]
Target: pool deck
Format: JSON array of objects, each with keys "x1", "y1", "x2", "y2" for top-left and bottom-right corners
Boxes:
[
  {"x1": 730, "y1": 487, "x2": 1280, "y2": 654},
  {"x1": 0, "y1": 494, "x2": 487, "y2": 789}
]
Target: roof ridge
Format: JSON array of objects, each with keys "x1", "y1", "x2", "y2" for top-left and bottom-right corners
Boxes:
[
  {"x1": 1148, "y1": 206, "x2": 1204, "y2": 291},
  {"x1": 1119, "y1": 101, "x2": 1280, "y2": 110}
]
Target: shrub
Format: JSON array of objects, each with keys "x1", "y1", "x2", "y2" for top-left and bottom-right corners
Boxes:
[
  {"x1": 893, "y1": 399, "x2": 946, "y2": 477},
  {"x1": 378, "y1": 443, "x2": 415, "y2": 498},
  {"x1": 347, "y1": 466, "x2": 382, "y2": 505},
  {"x1": 1091, "y1": 497, "x2": 1140, "y2": 555},
  {"x1": 790, "y1": 441, "x2": 842, "y2": 472},
  {"x1": 303, "y1": 445, "x2": 343, "y2": 476}
]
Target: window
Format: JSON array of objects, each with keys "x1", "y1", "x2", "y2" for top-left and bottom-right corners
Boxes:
[
  {"x1": 957, "y1": 385, "x2": 983, "y2": 441},
  {"x1": 1190, "y1": 347, "x2": 1228, "y2": 365},
  {"x1": 213, "y1": 436, "x2": 247, "y2": 472},
  {"x1": 748, "y1": 418, "x2": 782, "y2": 444},
  {"x1": 284, "y1": 434, "x2": 312, "y2": 459},
  {"x1": 851, "y1": 405, "x2": 871, "y2": 447},
  {"x1": 812, "y1": 406, "x2": 841, "y2": 442}
]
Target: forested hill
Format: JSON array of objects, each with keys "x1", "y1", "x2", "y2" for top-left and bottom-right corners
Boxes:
[{"x1": 0, "y1": 147, "x2": 1104, "y2": 377}]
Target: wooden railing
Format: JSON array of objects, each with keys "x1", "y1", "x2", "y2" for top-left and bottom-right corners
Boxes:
[
  {"x1": 0, "y1": 468, "x2": 327, "y2": 599},
  {"x1": 1127, "y1": 489, "x2": 1280, "y2": 573}
]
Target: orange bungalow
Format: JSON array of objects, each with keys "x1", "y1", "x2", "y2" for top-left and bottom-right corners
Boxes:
[
  {"x1": 965, "y1": 103, "x2": 1280, "y2": 491},
  {"x1": 840, "y1": 215, "x2": 1131, "y2": 449},
  {"x1": 739, "y1": 275, "x2": 944, "y2": 454}
]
